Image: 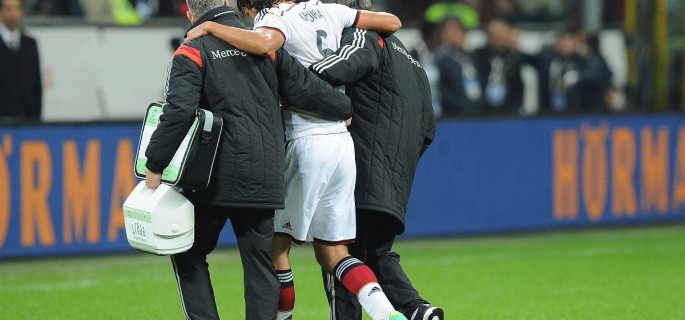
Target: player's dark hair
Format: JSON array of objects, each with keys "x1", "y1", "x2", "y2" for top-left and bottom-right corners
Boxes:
[
  {"x1": 320, "y1": 0, "x2": 371, "y2": 10},
  {"x1": 237, "y1": 0, "x2": 281, "y2": 13}
]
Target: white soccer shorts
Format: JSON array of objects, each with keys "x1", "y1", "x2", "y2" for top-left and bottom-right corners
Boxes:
[{"x1": 275, "y1": 132, "x2": 356, "y2": 244}]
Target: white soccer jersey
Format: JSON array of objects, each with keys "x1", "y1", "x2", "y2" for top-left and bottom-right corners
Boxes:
[{"x1": 253, "y1": 1, "x2": 360, "y2": 140}]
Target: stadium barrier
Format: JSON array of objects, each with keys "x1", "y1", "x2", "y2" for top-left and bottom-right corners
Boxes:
[
  {"x1": 1, "y1": 114, "x2": 684, "y2": 258},
  {"x1": 24, "y1": 25, "x2": 627, "y2": 121}
]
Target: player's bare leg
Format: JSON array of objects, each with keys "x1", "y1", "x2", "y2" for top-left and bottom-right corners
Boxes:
[
  {"x1": 273, "y1": 234, "x2": 294, "y2": 320},
  {"x1": 314, "y1": 242, "x2": 407, "y2": 320},
  {"x1": 313, "y1": 242, "x2": 349, "y2": 274}
]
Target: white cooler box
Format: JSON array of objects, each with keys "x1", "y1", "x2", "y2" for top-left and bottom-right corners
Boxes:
[{"x1": 123, "y1": 181, "x2": 194, "y2": 255}]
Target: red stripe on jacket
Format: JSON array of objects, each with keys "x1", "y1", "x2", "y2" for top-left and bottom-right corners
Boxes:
[{"x1": 174, "y1": 45, "x2": 202, "y2": 67}]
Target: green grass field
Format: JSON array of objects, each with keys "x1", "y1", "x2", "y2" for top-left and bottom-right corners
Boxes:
[{"x1": 1, "y1": 224, "x2": 683, "y2": 319}]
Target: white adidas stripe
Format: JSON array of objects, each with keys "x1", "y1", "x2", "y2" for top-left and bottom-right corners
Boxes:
[
  {"x1": 327, "y1": 273, "x2": 336, "y2": 320},
  {"x1": 171, "y1": 256, "x2": 191, "y2": 320},
  {"x1": 314, "y1": 29, "x2": 364, "y2": 72},
  {"x1": 313, "y1": 29, "x2": 367, "y2": 74},
  {"x1": 278, "y1": 272, "x2": 294, "y2": 282},
  {"x1": 335, "y1": 257, "x2": 361, "y2": 279}
]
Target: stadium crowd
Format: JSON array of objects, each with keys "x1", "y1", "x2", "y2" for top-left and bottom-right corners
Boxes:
[
  {"x1": 428, "y1": 17, "x2": 615, "y2": 118},
  {"x1": 3, "y1": 0, "x2": 682, "y2": 121}
]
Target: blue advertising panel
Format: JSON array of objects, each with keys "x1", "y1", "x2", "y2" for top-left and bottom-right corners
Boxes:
[
  {"x1": 1, "y1": 114, "x2": 684, "y2": 258},
  {"x1": 405, "y1": 114, "x2": 685, "y2": 237},
  {"x1": 0, "y1": 123, "x2": 237, "y2": 258}
]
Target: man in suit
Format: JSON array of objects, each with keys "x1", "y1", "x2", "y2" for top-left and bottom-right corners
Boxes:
[
  {"x1": 0, "y1": 0, "x2": 43, "y2": 120},
  {"x1": 0, "y1": 0, "x2": 42, "y2": 120}
]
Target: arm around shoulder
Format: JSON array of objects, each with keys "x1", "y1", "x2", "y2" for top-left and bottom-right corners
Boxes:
[
  {"x1": 186, "y1": 22, "x2": 284, "y2": 57},
  {"x1": 356, "y1": 10, "x2": 402, "y2": 34}
]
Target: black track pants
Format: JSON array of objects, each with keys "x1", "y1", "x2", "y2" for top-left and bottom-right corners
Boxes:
[
  {"x1": 323, "y1": 209, "x2": 427, "y2": 320},
  {"x1": 171, "y1": 205, "x2": 279, "y2": 320}
]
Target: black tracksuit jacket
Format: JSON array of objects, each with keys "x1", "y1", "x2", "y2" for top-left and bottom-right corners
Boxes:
[
  {"x1": 311, "y1": 28, "x2": 436, "y2": 232},
  {"x1": 145, "y1": 6, "x2": 352, "y2": 208}
]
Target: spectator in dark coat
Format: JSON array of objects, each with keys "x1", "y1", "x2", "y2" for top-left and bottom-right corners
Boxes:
[
  {"x1": 577, "y1": 33, "x2": 613, "y2": 113},
  {"x1": 434, "y1": 16, "x2": 484, "y2": 117},
  {"x1": 525, "y1": 26, "x2": 584, "y2": 114},
  {"x1": 0, "y1": 0, "x2": 42, "y2": 121},
  {"x1": 474, "y1": 18, "x2": 527, "y2": 115}
]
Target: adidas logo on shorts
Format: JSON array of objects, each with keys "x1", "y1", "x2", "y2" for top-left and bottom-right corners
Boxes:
[
  {"x1": 282, "y1": 222, "x2": 292, "y2": 230},
  {"x1": 367, "y1": 286, "x2": 382, "y2": 296}
]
